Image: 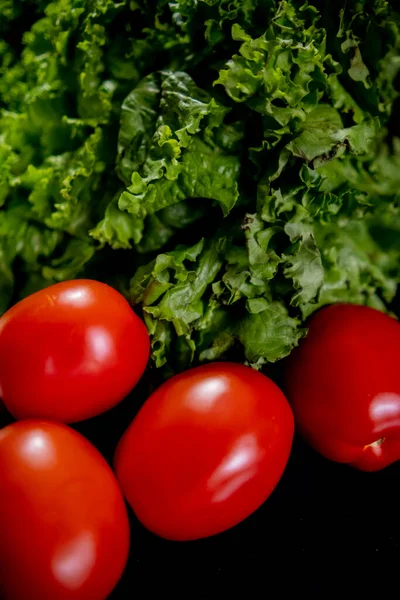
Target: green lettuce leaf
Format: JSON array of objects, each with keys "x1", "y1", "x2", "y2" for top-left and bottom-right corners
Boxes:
[
  {"x1": 1, "y1": 0, "x2": 399, "y2": 378},
  {"x1": 114, "y1": 70, "x2": 243, "y2": 252}
]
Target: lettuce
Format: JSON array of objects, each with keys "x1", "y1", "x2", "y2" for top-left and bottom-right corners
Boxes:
[{"x1": 1, "y1": 0, "x2": 400, "y2": 374}]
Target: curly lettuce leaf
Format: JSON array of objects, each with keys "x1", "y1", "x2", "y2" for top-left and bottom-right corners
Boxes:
[
  {"x1": 108, "y1": 70, "x2": 243, "y2": 252},
  {"x1": 0, "y1": 0, "x2": 399, "y2": 377}
]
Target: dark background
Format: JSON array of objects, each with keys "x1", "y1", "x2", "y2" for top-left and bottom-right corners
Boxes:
[
  {"x1": 2, "y1": 2, "x2": 400, "y2": 595},
  {"x1": 4, "y1": 367, "x2": 396, "y2": 598}
]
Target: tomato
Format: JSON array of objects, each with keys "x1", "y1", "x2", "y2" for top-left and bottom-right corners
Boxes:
[
  {"x1": 0, "y1": 420, "x2": 129, "y2": 600},
  {"x1": 114, "y1": 362, "x2": 294, "y2": 541},
  {"x1": 284, "y1": 304, "x2": 400, "y2": 471},
  {"x1": 0, "y1": 280, "x2": 150, "y2": 423}
]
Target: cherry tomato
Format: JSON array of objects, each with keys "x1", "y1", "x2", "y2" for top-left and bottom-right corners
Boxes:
[
  {"x1": 0, "y1": 420, "x2": 130, "y2": 600},
  {"x1": 284, "y1": 304, "x2": 400, "y2": 471},
  {"x1": 0, "y1": 280, "x2": 150, "y2": 423},
  {"x1": 115, "y1": 362, "x2": 294, "y2": 541}
]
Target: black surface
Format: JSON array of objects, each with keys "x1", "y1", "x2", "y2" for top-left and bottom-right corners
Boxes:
[{"x1": 2, "y1": 374, "x2": 400, "y2": 596}]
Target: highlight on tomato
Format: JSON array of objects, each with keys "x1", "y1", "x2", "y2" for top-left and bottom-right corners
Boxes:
[
  {"x1": 0, "y1": 279, "x2": 150, "y2": 423},
  {"x1": 0, "y1": 420, "x2": 130, "y2": 600},
  {"x1": 115, "y1": 362, "x2": 294, "y2": 541},
  {"x1": 284, "y1": 304, "x2": 400, "y2": 471}
]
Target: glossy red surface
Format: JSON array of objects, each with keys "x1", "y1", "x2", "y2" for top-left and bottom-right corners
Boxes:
[
  {"x1": 0, "y1": 421, "x2": 130, "y2": 600},
  {"x1": 0, "y1": 280, "x2": 150, "y2": 423},
  {"x1": 284, "y1": 304, "x2": 400, "y2": 471},
  {"x1": 115, "y1": 362, "x2": 294, "y2": 541}
]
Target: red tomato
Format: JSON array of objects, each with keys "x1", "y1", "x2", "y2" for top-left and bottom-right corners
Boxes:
[
  {"x1": 0, "y1": 280, "x2": 150, "y2": 423},
  {"x1": 115, "y1": 362, "x2": 294, "y2": 541},
  {"x1": 284, "y1": 304, "x2": 400, "y2": 471},
  {"x1": 0, "y1": 420, "x2": 129, "y2": 600}
]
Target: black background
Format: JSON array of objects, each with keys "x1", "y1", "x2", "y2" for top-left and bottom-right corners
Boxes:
[
  {"x1": 3, "y1": 367, "x2": 397, "y2": 598},
  {"x1": 2, "y1": 2, "x2": 400, "y2": 595}
]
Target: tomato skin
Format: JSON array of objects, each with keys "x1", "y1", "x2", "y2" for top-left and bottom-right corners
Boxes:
[
  {"x1": 284, "y1": 304, "x2": 400, "y2": 471},
  {"x1": 0, "y1": 280, "x2": 150, "y2": 423},
  {"x1": 0, "y1": 420, "x2": 129, "y2": 600},
  {"x1": 114, "y1": 362, "x2": 294, "y2": 541}
]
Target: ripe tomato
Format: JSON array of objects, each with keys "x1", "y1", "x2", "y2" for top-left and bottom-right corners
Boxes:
[
  {"x1": 0, "y1": 420, "x2": 130, "y2": 600},
  {"x1": 0, "y1": 280, "x2": 150, "y2": 423},
  {"x1": 284, "y1": 304, "x2": 400, "y2": 471},
  {"x1": 115, "y1": 362, "x2": 294, "y2": 541}
]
